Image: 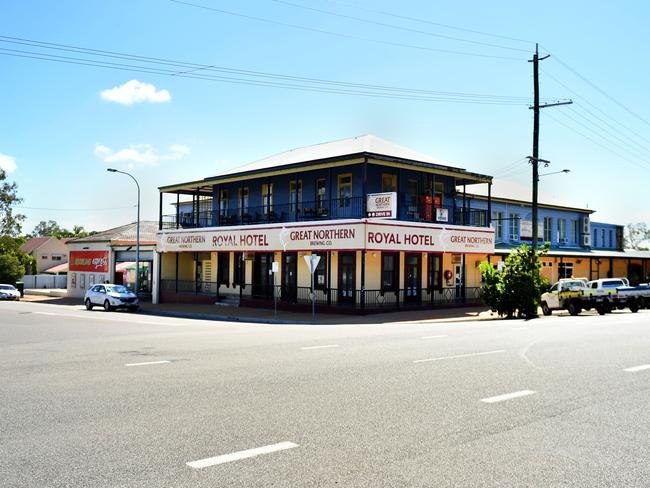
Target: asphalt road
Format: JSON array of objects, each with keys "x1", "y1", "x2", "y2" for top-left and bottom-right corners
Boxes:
[{"x1": 1, "y1": 301, "x2": 649, "y2": 487}]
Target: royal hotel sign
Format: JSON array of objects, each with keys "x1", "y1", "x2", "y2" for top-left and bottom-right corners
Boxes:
[{"x1": 158, "y1": 219, "x2": 494, "y2": 254}]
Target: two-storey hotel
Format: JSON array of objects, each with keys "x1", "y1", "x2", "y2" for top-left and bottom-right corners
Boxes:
[{"x1": 153, "y1": 135, "x2": 496, "y2": 311}]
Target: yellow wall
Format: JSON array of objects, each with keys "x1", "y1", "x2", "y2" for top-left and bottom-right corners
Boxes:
[{"x1": 161, "y1": 253, "x2": 177, "y2": 279}]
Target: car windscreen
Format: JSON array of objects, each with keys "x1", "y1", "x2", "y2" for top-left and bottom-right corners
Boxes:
[
  {"x1": 0, "y1": 285, "x2": 16, "y2": 290},
  {"x1": 602, "y1": 280, "x2": 623, "y2": 288},
  {"x1": 106, "y1": 285, "x2": 129, "y2": 294}
]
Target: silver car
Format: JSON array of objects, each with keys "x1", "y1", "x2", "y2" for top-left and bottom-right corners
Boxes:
[
  {"x1": 0, "y1": 284, "x2": 20, "y2": 301},
  {"x1": 84, "y1": 284, "x2": 139, "y2": 312}
]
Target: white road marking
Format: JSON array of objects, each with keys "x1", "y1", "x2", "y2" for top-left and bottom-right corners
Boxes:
[
  {"x1": 481, "y1": 390, "x2": 536, "y2": 403},
  {"x1": 511, "y1": 327, "x2": 527, "y2": 330},
  {"x1": 624, "y1": 364, "x2": 650, "y2": 373},
  {"x1": 421, "y1": 335, "x2": 448, "y2": 339},
  {"x1": 413, "y1": 349, "x2": 506, "y2": 363},
  {"x1": 187, "y1": 441, "x2": 299, "y2": 469},
  {"x1": 33, "y1": 312, "x2": 59, "y2": 316},
  {"x1": 125, "y1": 360, "x2": 171, "y2": 367},
  {"x1": 300, "y1": 344, "x2": 340, "y2": 350}
]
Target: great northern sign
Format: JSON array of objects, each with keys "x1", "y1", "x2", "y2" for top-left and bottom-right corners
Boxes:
[
  {"x1": 157, "y1": 219, "x2": 494, "y2": 254},
  {"x1": 69, "y1": 250, "x2": 109, "y2": 272}
]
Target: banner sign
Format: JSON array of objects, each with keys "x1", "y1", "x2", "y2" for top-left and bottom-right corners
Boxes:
[
  {"x1": 158, "y1": 221, "x2": 365, "y2": 253},
  {"x1": 366, "y1": 222, "x2": 494, "y2": 254},
  {"x1": 520, "y1": 220, "x2": 544, "y2": 240},
  {"x1": 159, "y1": 220, "x2": 494, "y2": 254},
  {"x1": 69, "y1": 250, "x2": 109, "y2": 272},
  {"x1": 366, "y1": 192, "x2": 397, "y2": 219},
  {"x1": 436, "y1": 208, "x2": 448, "y2": 222}
]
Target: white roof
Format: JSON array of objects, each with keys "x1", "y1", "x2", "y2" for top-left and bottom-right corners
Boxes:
[
  {"x1": 215, "y1": 134, "x2": 465, "y2": 177},
  {"x1": 466, "y1": 179, "x2": 592, "y2": 213}
]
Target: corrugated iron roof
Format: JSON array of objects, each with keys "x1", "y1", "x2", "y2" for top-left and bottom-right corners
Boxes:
[{"x1": 68, "y1": 221, "x2": 158, "y2": 245}]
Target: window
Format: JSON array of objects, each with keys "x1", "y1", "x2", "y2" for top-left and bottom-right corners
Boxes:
[
  {"x1": 509, "y1": 213, "x2": 519, "y2": 241},
  {"x1": 238, "y1": 187, "x2": 249, "y2": 215},
  {"x1": 493, "y1": 212, "x2": 503, "y2": 240},
  {"x1": 79, "y1": 273, "x2": 85, "y2": 289},
  {"x1": 71, "y1": 273, "x2": 77, "y2": 288},
  {"x1": 52, "y1": 255, "x2": 63, "y2": 261},
  {"x1": 601, "y1": 229, "x2": 605, "y2": 248},
  {"x1": 218, "y1": 253, "x2": 230, "y2": 286},
  {"x1": 315, "y1": 178, "x2": 327, "y2": 214},
  {"x1": 381, "y1": 173, "x2": 397, "y2": 192},
  {"x1": 609, "y1": 229, "x2": 613, "y2": 248},
  {"x1": 434, "y1": 181, "x2": 444, "y2": 207},
  {"x1": 289, "y1": 180, "x2": 302, "y2": 213},
  {"x1": 406, "y1": 179, "x2": 419, "y2": 218},
  {"x1": 262, "y1": 183, "x2": 274, "y2": 214},
  {"x1": 558, "y1": 262, "x2": 573, "y2": 279},
  {"x1": 314, "y1": 253, "x2": 327, "y2": 289},
  {"x1": 428, "y1": 254, "x2": 442, "y2": 291},
  {"x1": 233, "y1": 252, "x2": 243, "y2": 286},
  {"x1": 558, "y1": 219, "x2": 567, "y2": 243},
  {"x1": 219, "y1": 189, "x2": 229, "y2": 217},
  {"x1": 543, "y1": 217, "x2": 552, "y2": 242},
  {"x1": 381, "y1": 253, "x2": 398, "y2": 292},
  {"x1": 572, "y1": 220, "x2": 579, "y2": 244},
  {"x1": 338, "y1": 174, "x2": 352, "y2": 208},
  {"x1": 41, "y1": 255, "x2": 48, "y2": 260}
]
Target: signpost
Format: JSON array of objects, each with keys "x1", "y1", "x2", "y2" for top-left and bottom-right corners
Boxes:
[
  {"x1": 303, "y1": 254, "x2": 321, "y2": 319},
  {"x1": 271, "y1": 261, "x2": 279, "y2": 318}
]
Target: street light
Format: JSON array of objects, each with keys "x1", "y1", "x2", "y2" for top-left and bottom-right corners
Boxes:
[
  {"x1": 107, "y1": 168, "x2": 141, "y2": 296},
  {"x1": 539, "y1": 169, "x2": 570, "y2": 178}
]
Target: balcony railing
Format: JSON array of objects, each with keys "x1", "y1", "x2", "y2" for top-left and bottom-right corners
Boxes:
[{"x1": 160, "y1": 197, "x2": 488, "y2": 229}]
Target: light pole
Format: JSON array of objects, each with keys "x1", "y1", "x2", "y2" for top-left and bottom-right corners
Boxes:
[
  {"x1": 539, "y1": 169, "x2": 570, "y2": 178},
  {"x1": 107, "y1": 168, "x2": 140, "y2": 296}
]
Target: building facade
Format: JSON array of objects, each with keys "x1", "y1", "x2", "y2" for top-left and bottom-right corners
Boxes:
[
  {"x1": 154, "y1": 135, "x2": 496, "y2": 312},
  {"x1": 19, "y1": 236, "x2": 71, "y2": 274}
]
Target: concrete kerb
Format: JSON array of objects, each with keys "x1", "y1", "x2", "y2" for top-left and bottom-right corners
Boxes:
[{"x1": 137, "y1": 308, "x2": 313, "y2": 325}]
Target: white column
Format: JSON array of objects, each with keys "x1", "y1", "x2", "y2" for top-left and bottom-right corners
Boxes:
[{"x1": 152, "y1": 251, "x2": 160, "y2": 304}]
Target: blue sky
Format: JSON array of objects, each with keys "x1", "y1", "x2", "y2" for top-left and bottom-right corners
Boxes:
[{"x1": 1, "y1": 0, "x2": 649, "y2": 234}]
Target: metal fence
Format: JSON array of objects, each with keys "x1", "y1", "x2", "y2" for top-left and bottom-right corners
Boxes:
[{"x1": 20, "y1": 275, "x2": 67, "y2": 289}]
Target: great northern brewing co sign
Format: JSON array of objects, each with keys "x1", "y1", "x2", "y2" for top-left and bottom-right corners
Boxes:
[{"x1": 366, "y1": 192, "x2": 397, "y2": 219}]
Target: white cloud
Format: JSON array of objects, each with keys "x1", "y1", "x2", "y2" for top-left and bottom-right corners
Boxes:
[
  {"x1": 0, "y1": 153, "x2": 17, "y2": 173},
  {"x1": 100, "y1": 80, "x2": 171, "y2": 105},
  {"x1": 94, "y1": 143, "x2": 190, "y2": 167}
]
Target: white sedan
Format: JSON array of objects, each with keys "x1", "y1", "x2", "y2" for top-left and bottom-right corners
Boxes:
[
  {"x1": 84, "y1": 284, "x2": 139, "y2": 312},
  {"x1": 0, "y1": 284, "x2": 20, "y2": 301}
]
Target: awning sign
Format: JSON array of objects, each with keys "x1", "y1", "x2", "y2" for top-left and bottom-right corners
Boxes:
[{"x1": 366, "y1": 192, "x2": 397, "y2": 219}]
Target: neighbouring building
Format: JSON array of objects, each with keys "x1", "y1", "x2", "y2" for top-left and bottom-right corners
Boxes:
[
  {"x1": 19, "y1": 236, "x2": 72, "y2": 274},
  {"x1": 66, "y1": 222, "x2": 158, "y2": 298},
  {"x1": 154, "y1": 135, "x2": 496, "y2": 311}
]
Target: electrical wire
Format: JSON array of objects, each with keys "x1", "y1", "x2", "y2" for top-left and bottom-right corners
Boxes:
[
  {"x1": 17, "y1": 205, "x2": 135, "y2": 211},
  {"x1": 167, "y1": 0, "x2": 525, "y2": 61},
  {"x1": 269, "y1": 0, "x2": 531, "y2": 53}
]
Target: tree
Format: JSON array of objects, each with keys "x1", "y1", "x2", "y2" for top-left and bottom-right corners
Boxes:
[
  {"x1": 479, "y1": 243, "x2": 550, "y2": 319},
  {"x1": 0, "y1": 168, "x2": 26, "y2": 237},
  {"x1": 624, "y1": 222, "x2": 650, "y2": 250},
  {"x1": 30, "y1": 220, "x2": 64, "y2": 237},
  {"x1": 0, "y1": 252, "x2": 25, "y2": 284}
]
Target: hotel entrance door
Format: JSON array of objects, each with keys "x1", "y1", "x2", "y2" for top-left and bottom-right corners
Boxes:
[
  {"x1": 252, "y1": 253, "x2": 274, "y2": 299},
  {"x1": 338, "y1": 252, "x2": 356, "y2": 305}
]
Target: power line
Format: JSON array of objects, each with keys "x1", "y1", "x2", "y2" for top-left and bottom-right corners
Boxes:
[
  {"x1": 17, "y1": 205, "x2": 135, "y2": 211},
  {"x1": 0, "y1": 38, "x2": 536, "y2": 105},
  {"x1": 167, "y1": 0, "x2": 524, "y2": 61},
  {"x1": 320, "y1": 0, "x2": 534, "y2": 45},
  {"x1": 269, "y1": 0, "x2": 531, "y2": 53},
  {"x1": 540, "y1": 46, "x2": 650, "y2": 127}
]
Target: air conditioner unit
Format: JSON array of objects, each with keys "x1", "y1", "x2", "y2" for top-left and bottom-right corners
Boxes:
[
  {"x1": 581, "y1": 216, "x2": 590, "y2": 235},
  {"x1": 581, "y1": 234, "x2": 591, "y2": 247},
  {"x1": 559, "y1": 238, "x2": 569, "y2": 245}
]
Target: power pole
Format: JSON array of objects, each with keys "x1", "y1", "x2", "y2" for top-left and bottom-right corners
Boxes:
[{"x1": 528, "y1": 43, "x2": 572, "y2": 255}]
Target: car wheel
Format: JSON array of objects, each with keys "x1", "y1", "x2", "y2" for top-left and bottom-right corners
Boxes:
[
  {"x1": 541, "y1": 302, "x2": 552, "y2": 316},
  {"x1": 568, "y1": 301, "x2": 581, "y2": 316},
  {"x1": 85, "y1": 299, "x2": 93, "y2": 311},
  {"x1": 103, "y1": 300, "x2": 112, "y2": 312},
  {"x1": 604, "y1": 301, "x2": 612, "y2": 314},
  {"x1": 629, "y1": 299, "x2": 639, "y2": 313}
]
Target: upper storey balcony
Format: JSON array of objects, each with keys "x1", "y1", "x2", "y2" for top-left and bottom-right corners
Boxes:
[{"x1": 158, "y1": 135, "x2": 493, "y2": 231}]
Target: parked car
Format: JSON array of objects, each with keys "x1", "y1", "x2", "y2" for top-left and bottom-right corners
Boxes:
[
  {"x1": 0, "y1": 284, "x2": 20, "y2": 301},
  {"x1": 84, "y1": 284, "x2": 139, "y2": 312}
]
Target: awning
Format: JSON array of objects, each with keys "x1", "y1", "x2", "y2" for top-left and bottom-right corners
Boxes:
[{"x1": 42, "y1": 262, "x2": 69, "y2": 274}]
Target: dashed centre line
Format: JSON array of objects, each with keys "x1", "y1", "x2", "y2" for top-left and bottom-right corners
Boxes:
[
  {"x1": 624, "y1": 364, "x2": 650, "y2": 373},
  {"x1": 301, "y1": 344, "x2": 340, "y2": 350},
  {"x1": 413, "y1": 349, "x2": 505, "y2": 363},
  {"x1": 187, "y1": 441, "x2": 299, "y2": 469},
  {"x1": 481, "y1": 390, "x2": 536, "y2": 403},
  {"x1": 125, "y1": 360, "x2": 171, "y2": 367}
]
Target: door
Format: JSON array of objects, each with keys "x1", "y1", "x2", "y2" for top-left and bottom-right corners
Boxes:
[
  {"x1": 338, "y1": 252, "x2": 356, "y2": 304},
  {"x1": 455, "y1": 264, "x2": 463, "y2": 300},
  {"x1": 282, "y1": 252, "x2": 298, "y2": 303},
  {"x1": 404, "y1": 253, "x2": 421, "y2": 303},
  {"x1": 252, "y1": 253, "x2": 273, "y2": 299}
]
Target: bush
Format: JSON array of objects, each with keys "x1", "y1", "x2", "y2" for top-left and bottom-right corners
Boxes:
[
  {"x1": 479, "y1": 243, "x2": 549, "y2": 319},
  {"x1": 0, "y1": 253, "x2": 25, "y2": 284}
]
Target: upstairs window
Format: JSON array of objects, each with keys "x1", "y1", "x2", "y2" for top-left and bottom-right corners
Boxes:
[
  {"x1": 238, "y1": 187, "x2": 249, "y2": 215},
  {"x1": 493, "y1": 212, "x2": 503, "y2": 240},
  {"x1": 434, "y1": 182, "x2": 444, "y2": 207},
  {"x1": 262, "y1": 183, "x2": 274, "y2": 214},
  {"x1": 338, "y1": 174, "x2": 352, "y2": 208},
  {"x1": 558, "y1": 219, "x2": 567, "y2": 243},
  {"x1": 289, "y1": 180, "x2": 302, "y2": 213},
  {"x1": 219, "y1": 189, "x2": 229, "y2": 217},
  {"x1": 315, "y1": 178, "x2": 327, "y2": 213},
  {"x1": 509, "y1": 214, "x2": 519, "y2": 241},
  {"x1": 543, "y1": 217, "x2": 552, "y2": 242},
  {"x1": 381, "y1": 174, "x2": 397, "y2": 192}
]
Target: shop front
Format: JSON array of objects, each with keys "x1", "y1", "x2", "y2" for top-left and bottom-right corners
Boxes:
[{"x1": 154, "y1": 219, "x2": 494, "y2": 312}]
